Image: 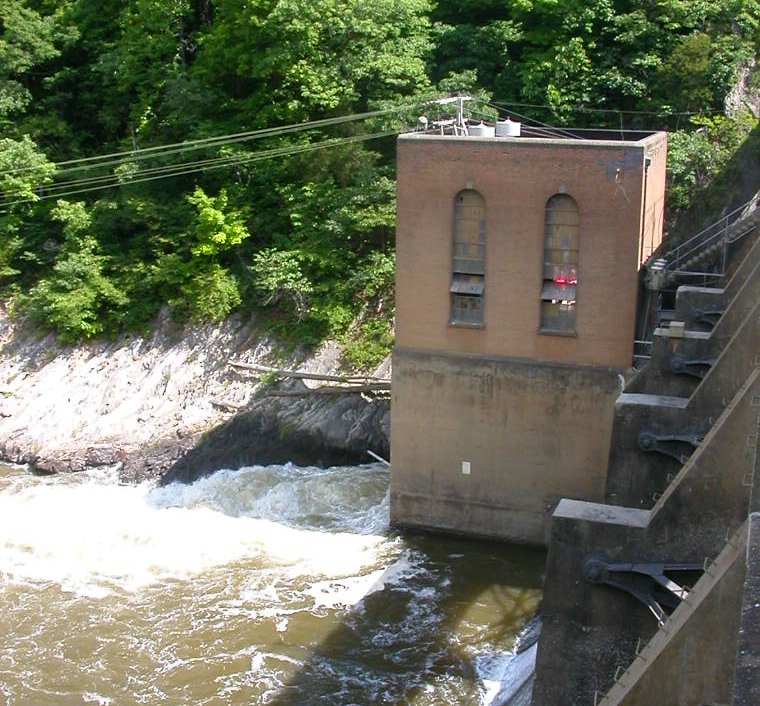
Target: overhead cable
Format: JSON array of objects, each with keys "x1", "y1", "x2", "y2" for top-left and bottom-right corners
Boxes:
[
  {"x1": 0, "y1": 107, "x2": 402, "y2": 179},
  {"x1": 0, "y1": 129, "x2": 401, "y2": 208},
  {"x1": 486, "y1": 102, "x2": 580, "y2": 140},
  {"x1": 489, "y1": 99, "x2": 722, "y2": 118}
]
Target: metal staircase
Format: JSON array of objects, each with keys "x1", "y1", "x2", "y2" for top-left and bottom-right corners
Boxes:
[{"x1": 647, "y1": 194, "x2": 760, "y2": 289}]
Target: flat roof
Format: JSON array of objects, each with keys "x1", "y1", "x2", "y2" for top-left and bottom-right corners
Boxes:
[{"x1": 400, "y1": 125, "x2": 666, "y2": 148}]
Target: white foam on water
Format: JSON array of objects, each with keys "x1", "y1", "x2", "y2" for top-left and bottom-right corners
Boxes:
[
  {"x1": 0, "y1": 464, "x2": 541, "y2": 706},
  {"x1": 149, "y1": 463, "x2": 390, "y2": 535},
  {"x1": 0, "y1": 464, "x2": 391, "y2": 596},
  {"x1": 306, "y1": 568, "x2": 387, "y2": 609},
  {"x1": 476, "y1": 644, "x2": 537, "y2": 706},
  {"x1": 304, "y1": 551, "x2": 426, "y2": 610},
  {"x1": 369, "y1": 550, "x2": 426, "y2": 590},
  {"x1": 477, "y1": 652, "x2": 516, "y2": 705}
]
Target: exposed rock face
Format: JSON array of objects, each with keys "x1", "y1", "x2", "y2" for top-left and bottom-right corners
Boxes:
[
  {"x1": 725, "y1": 58, "x2": 760, "y2": 118},
  {"x1": 158, "y1": 385, "x2": 390, "y2": 485},
  {"x1": 0, "y1": 308, "x2": 390, "y2": 483}
]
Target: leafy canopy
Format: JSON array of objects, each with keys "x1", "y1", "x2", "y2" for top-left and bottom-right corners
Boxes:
[{"x1": 0, "y1": 0, "x2": 757, "y2": 362}]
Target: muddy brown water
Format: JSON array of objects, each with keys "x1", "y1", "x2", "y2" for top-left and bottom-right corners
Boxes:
[{"x1": 0, "y1": 463, "x2": 543, "y2": 705}]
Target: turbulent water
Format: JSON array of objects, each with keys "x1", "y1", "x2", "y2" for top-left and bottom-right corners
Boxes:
[{"x1": 0, "y1": 462, "x2": 543, "y2": 705}]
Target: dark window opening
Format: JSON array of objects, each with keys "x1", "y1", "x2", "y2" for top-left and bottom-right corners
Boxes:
[
  {"x1": 541, "y1": 194, "x2": 579, "y2": 333},
  {"x1": 451, "y1": 190, "x2": 485, "y2": 325}
]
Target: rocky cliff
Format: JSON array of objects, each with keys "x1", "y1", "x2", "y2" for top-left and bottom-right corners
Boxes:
[{"x1": 0, "y1": 307, "x2": 390, "y2": 483}]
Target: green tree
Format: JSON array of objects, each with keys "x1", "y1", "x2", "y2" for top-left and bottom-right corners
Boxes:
[
  {"x1": 431, "y1": 19, "x2": 522, "y2": 99},
  {"x1": 24, "y1": 200, "x2": 127, "y2": 341},
  {"x1": 250, "y1": 247, "x2": 314, "y2": 320},
  {"x1": 0, "y1": 0, "x2": 756, "y2": 351},
  {"x1": 109, "y1": 0, "x2": 204, "y2": 143},
  {"x1": 656, "y1": 33, "x2": 717, "y2": 112},
  {"x1": 0, "y1": 135, "x2": 55, "y2": 284},
  {"x1": 187, "y1": 186, "x2": 249, "y2": 257},
  {"x1": 0, "y1": 135, "x2": 55, "y2": 202},
  {"x1": 193, "y1": 0, "x2": 433, "y2": 123},
  {"x1": 172, "y1": 186, "x2": 250, "y2": 321},
  {"x1": 667, "y1": 111, "x2": 757, "y2": 211},
  {"x1": 0, "y1": 0, "x2": 60, "y2": 121}
]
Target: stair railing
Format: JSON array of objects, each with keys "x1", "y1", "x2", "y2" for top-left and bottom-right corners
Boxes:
[{"x1": 661, "y1": 195, "x2": 758, "y2": 274}]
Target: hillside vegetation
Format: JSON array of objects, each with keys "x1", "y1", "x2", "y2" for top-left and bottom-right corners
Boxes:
[{"x1": 1, "y1": 0, "x2": 758, "y2": 364}]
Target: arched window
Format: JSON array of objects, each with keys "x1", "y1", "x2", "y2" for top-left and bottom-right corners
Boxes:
[
  {"x1": 540, "y1": 194, "x2": 578, "y2": 332},
  {"x1": 450, "y1": 189, "x2": 485, "y2": 325}
]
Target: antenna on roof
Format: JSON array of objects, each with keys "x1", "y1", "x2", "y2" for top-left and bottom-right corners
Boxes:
[{"x1": 432, "y1": 94, "x2": 472, "y2": 135}]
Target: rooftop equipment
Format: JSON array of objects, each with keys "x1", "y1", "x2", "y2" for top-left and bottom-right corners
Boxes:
[
  {"x1": 469, "y1": 121, "x2": 495, "y2": 137},
  {"x1": 496, "y1": 118, "x2": 521, "y2": 137}
]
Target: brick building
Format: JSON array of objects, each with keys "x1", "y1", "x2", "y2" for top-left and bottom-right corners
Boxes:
[{"x1": 390, "y1": 125, "x2": 668, "y2": 545}]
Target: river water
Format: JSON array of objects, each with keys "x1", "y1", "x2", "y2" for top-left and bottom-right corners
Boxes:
[{"x1": 0, "y1": 462, "x2": 543, "y2": 705}]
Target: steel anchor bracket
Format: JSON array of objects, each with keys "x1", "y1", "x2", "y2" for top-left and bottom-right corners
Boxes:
[
  {"x1": 582, "y1": 552, "x2": 704, "y2": 626},
  {"x1": 690, "y1": 307, "x2": 724, "y2": 329},
  {"x1": 669, "y1": 354, "x2": 715, "y2": 379},
  {"x1": 638, "y1": 429, "x2": 703, "y2": 464}
]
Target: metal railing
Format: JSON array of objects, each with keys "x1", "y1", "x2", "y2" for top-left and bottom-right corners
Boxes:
[
  {"x1": 661, "y1": 195, "x2": 758, "y2": 273},
  {"x1": 633, "y1": 339, "x2": 653, "y2": 365}
]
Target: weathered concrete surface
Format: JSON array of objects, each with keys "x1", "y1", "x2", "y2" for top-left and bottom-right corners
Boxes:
[
  {"x1": 0, "y1": 308, "x2": 390, "y2": 482},
  {"x1": 733, "y1": 513, "x2": 760, "y2": 706},
  {"x1": 531, "y1": 192, "x2": 760, "y2": 706},
  {"x1": 597, "y1": 524, "x2": 747, "y2": 706},
  {"x1": 532, "y1": 503, "x2": 653, "y2": 704},
  {"x1": 629, "y1": 251, "x2": 760, "y2": 400},
  {"x1": 606, "y1": 296, "x2": 760, "y2": 508},
  {"x1": 629, "y1": 227, "x2": 760, "y2": 404},
  {"x1": 732, "y1": 431, "x2": 760, "y2": 706},
  {"x1": 628, "y1": 328, "x2": 710, "y2": 400},
  {"x1": 671, "y1": 227, "x2": 760, "y2": 329},
  {"x1": 531, "y1": 368, "x2": 759, "y2": 706},
  {"x1": 391, "y1": 348, "x2": 621, "y2": 545},
  {"x1": 603, "y1": 391, "x2": 692, "y2": 507}
]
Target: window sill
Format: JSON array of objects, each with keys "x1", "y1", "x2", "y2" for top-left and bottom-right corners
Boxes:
[
  {"x1": 538, "y1": 327, "x2": 577, "y2": 338},
  {"x1": 449, "y1": 321, "x2": 485, "y2": 329}
]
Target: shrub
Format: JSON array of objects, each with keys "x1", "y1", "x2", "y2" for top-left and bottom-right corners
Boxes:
[
  {"x1": 179, "y1": 263, "x2": 242, "y2": 321},
  {"x1": 342, "y1": 316, "x2": 394, "y2": 371}
]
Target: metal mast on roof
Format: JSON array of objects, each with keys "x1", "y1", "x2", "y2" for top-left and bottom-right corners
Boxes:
[{"x1": 431, "y1": 95, "x2": 472, "y2": 135}]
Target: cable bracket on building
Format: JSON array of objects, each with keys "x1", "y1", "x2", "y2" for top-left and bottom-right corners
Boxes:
[
  {"x1": 637, "y1": 429, "x2": 703, "y2": 464},
  {"x1": 669, "y1": 354, "x2": 715, "y2": 379},
  {"x1": 582, "y1": 552, "x2": 703, "y2": 626}
]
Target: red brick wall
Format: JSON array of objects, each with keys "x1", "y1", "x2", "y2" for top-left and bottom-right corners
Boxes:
[{"x1": 395, "y1": 132, "x2": 668, "y2": 369}]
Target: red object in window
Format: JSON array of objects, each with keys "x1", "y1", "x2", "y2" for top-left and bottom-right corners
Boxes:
[{"x1": 553, "y1": 272, "x2": 578, "y2": 285}]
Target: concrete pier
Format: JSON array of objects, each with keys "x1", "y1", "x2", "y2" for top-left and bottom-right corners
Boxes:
[{"x1": 532, "y1": 217, "x2": 760, "y2": 705}]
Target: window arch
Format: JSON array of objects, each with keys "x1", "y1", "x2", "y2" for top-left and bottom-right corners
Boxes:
[
  {"x1": 450, "y1": 189, "x2": 485, "y2": 325},
  {"x1": 540, "y1": 194, "x2": 578, "y2": 332}
]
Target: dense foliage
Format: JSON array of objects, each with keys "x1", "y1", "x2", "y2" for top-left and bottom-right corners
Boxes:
[{"x1": 1, "y1": 0, "x2": 758, "y2": 361}]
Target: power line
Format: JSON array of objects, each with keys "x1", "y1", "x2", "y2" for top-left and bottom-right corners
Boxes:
[
  {"x1": 0, "y1": 102, "x2": 421, "y2": 209},
  {"x1": 10, "y1": 94, "x2": 710, "y2": 208},
  {"x1": 484, "y1": 102, "x2": 580, "y2": 140},
  {"x1": 0, "y1": 129, "x2": 402, "y2": 208},
  {"x1": 0, "y1": 107, "x2": 402, "y2": 179},
  {"x1": 489, "y1": 99, "x2": 722, "y2": 118}
]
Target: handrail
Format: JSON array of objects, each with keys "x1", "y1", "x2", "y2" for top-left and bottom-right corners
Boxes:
[{"x1": 661, "y1": 195, "x2": 758, "y2": 272}]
